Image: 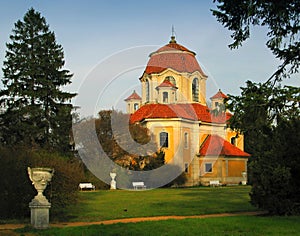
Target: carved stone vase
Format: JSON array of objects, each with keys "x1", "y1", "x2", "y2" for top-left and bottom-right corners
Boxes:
[{"x1": 28, "y1": 167, "x2": 54, "y2": 229}]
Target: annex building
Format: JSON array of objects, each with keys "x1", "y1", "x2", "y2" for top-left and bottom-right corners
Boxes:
[{"x1": 124, "y1": 36, "x2": 250, "y2": 186}]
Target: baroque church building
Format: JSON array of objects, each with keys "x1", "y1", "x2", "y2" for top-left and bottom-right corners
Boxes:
[{"x1": 125, "y1": 36, "x2": 250, "y2": 186}]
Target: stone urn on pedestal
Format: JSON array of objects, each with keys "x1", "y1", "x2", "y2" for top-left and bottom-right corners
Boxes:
[
  {"x1": 28, "y1": 167, "x2": 54, "y2": 229},
  {"x1": 110, "y1": 172, "x2": 117, "y2": 190}
]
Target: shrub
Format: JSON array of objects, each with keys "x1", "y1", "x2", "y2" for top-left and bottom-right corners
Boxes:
[
  {"x1": 0, "y1": 147, "x2": 85, "y2": 220},
  {"x1": 250, "y1": 118, "x2": 300, "y2": 215}
]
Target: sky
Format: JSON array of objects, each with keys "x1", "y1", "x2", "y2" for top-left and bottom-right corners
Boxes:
[{"x1": 0, "y1": 0, "x2": 299, "y2": 117}]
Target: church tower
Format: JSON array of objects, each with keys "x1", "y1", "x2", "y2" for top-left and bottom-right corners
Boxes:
[
  {"x1": 210, "y1": 89, "x2": 228, "y2": 110},
  {"x1": 124, "y1": 35, "x2": 249, "y2": 187},
  {"x1": 124, "y1": 90, "x2": 142, "y2": 114},
  {"x1": 139, "y1": 35, "x2": 208, "y2": 105}
]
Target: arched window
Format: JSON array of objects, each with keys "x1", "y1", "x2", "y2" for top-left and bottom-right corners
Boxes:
[
  {"x1": 165, "y1": 76, "x2": 176, "y2": 86},
  {"x1": 184, "y1": 132, "x2": 189, "y2": 149},
  {"x1": 160, "y1": 132, "x2": 169, "y2": 148},
  {"x1": 184, "y1": 163, "x2": 189, "y2": 173},
  {"x1": 134, "y1": 103, "x2": 139, "y2": 111},
  {"x1": 145, "y1": 79, "x2": 150, "y2": 102},
  {"x1": 231, "y1": 137, "x2": 236, "y2": 146},
  {"x1": 192, "y1": 78, "x2": 199, "y2": 102},
  {"x1": 163, "y1": 92, "x2": 168, "y2": 103}
]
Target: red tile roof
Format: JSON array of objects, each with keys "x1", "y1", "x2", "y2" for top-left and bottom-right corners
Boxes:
[
  {"x1": 129, "y1": 103, "x2": 231, "y2": 124},
  {"x1": 156, "y1": 79, "x2": 177, "y2": 89},
  {"x1": 124, "y1": 90, "x2": 141, "y2": 101},
  {"x1": 210, "y1": 89, "x2": 228, "y2": 99},
  {"x1": 143, "y1": 40, "x2": 207, "y2": 77},
  {"x1": 156, "y1": 42, "x2": 195, "y2": 55},
  {"x1": 199, "y1": 135, "x2": 250, "y2": 157}
]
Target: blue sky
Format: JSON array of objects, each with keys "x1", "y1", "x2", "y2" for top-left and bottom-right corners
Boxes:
[{"x1": 1, "y1": 0, "x2": 299, "y2": 117}]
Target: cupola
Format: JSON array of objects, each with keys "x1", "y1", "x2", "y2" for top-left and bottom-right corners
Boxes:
[
  {"x1": 124, "y1": 90, "x2": 142, "y2": 114},
  {"x1": 210, "y1": 89, "x2": 228, "y2": 110}
]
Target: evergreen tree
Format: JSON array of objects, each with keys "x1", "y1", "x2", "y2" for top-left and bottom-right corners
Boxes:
[
  {"x1": 212, "y1": 0, "x2": 300, "y2": 215},
  {"x1": 0, "y1": 8, "x2": 76, "y2": 151},
  {"x1": 227, "y1": 82, "x2": 300, "y2": 215}
]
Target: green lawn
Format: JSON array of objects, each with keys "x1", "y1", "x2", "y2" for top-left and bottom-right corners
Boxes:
[
  {"x1": 19, "y1": 216, "x2": 300, "y2": 236},
  {"x1": 15, "y1": 186, "x2": 300, "y2": 235},
  {"x1": 63, "y1": 186, "x2": 256, "y2": 222}
]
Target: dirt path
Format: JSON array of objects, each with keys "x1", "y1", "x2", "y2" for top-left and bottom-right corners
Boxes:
[{"x1": 0, "y1": 211, "x2": 265, "y2": 231}]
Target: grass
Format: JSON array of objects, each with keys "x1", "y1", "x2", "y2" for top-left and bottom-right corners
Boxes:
[
  {"x1": 18, "y1": 216, "x2": 300, "y2": 236},
  {"x1": 63, "y1": 186, "x2": 257, "y2": 222},
  {"x1": 12, "y1": 186, "x2": 300, "y2": 235}
]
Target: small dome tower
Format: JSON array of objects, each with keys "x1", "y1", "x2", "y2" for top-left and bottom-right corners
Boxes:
[
  {"x1": 210, "y1": 89, "x2": 228, "y2": 110},
  {"x1": 124, "y1": 90, "x2": 142, "y2": 114}
]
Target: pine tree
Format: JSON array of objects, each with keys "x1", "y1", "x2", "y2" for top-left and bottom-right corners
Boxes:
[{"x1": 0, "y1": 8, "x2": 76, "y2": 151}]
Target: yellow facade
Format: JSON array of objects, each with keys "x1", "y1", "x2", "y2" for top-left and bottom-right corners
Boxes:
[
  {"x1": 141, "y1": 69, "x2": 207, "y2": 105},
  {"x1": 126, "y1": 36, "x2": 249, "y2": 186}
]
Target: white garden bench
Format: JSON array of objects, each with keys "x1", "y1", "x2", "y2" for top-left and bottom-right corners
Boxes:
[
  {"x1": 79, "y1": 183, "x2": 95, "y2": 191},
  {"x1": 132, "y1": 182, "x2": 146, "y2": 190},
  {"x1": 209, "y1": 180, "x2": 220, "y2": 187}
]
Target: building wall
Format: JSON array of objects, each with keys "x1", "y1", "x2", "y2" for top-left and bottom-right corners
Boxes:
[
  {"x1": 226, "y1": 129, "x2": 245, "y2": 151},
  {"x1": 126, "y1": 99, "x2": 141, "y2": 114},
  {"x1": 143, "y1": 116, "x2": 247, "y2": 186},
  {"x1": 141, "y1": 69, "x2": 207, "y2": 105},
  {"x1": 146, "y1": 119, "x2": 197, "y2": 167},
  {"x1": 137, "y1": 62, "x2": 248, "y2": 187},
  {"x1": 227, "y1": 159, "x2": 247, "y2": 177},
  {"x1": 197, "y1": 156, "x2": 247, "y2": 186}
]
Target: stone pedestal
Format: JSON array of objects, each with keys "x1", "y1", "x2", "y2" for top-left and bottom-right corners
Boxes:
[
  {"x1": 29, "y1": 199, "x2": 51, "y2": 229},
  {"x1": 27, "y1": 167, "x2": 54, "y2": 229}
]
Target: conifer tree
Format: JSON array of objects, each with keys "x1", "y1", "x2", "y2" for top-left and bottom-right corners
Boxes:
[
  {"x1": 0, "y1": 8, "x2": 76, "y2": 151},
  {"x1": 212, "y1": 0, "x2": 300, "y2": 214}
]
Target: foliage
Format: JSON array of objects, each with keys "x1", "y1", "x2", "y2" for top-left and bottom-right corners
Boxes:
[
  {"x1": 250, "y1": 117, "x2": 300, "y2": 215},
  {"x1": 0, "y1": 147, "x2": 85, "y2": 220},
  {"x1": 0, "y1": 8, "x2": 76, "y2": 152},
  {"x1": 96, "y1": 110, "x2": 166, "y2": 171},
  {"x1": 92, "y1": 109, "x2": 188, "y2": 187},
  {"x1": 227, "y1": 81, "x2": 300, "y2": 157},
  {"x1": 212, "y1": 0, "x2": 300, "y2": 82},
  {"x1": 226, "y1": 81, "x2": 300, "y2": 215},
  {"x1": 80, "y1": 165, "x2": 110, "y2": 190},
  {"x1": 212, "y1": 1, "x2": 300, "y2": 215},
  {"x1": 163, "y1": 170, "x2": 188, "y2": 188}
]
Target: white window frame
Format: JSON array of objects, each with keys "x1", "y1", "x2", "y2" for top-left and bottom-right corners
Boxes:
[
  {"x1": 159, "y1": 132, "x2": 169, "y2": 148},
  {"x1": 205, "y1": 163, "x2": 213, "y2": 173}
]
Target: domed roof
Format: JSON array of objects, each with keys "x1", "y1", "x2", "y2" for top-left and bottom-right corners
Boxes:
[
  {"x1": 142, "y1": 36, "x2": 207, "y2": 77},
  {"x1": 130, "y1": 103, "x2": 231, "y2": 124},
  {"x1": 124, "y1": 90, "x2": 141, "y2": 101},
  {"x1": 210, "y1": 89, "x2": 228, "y2": 100}
]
